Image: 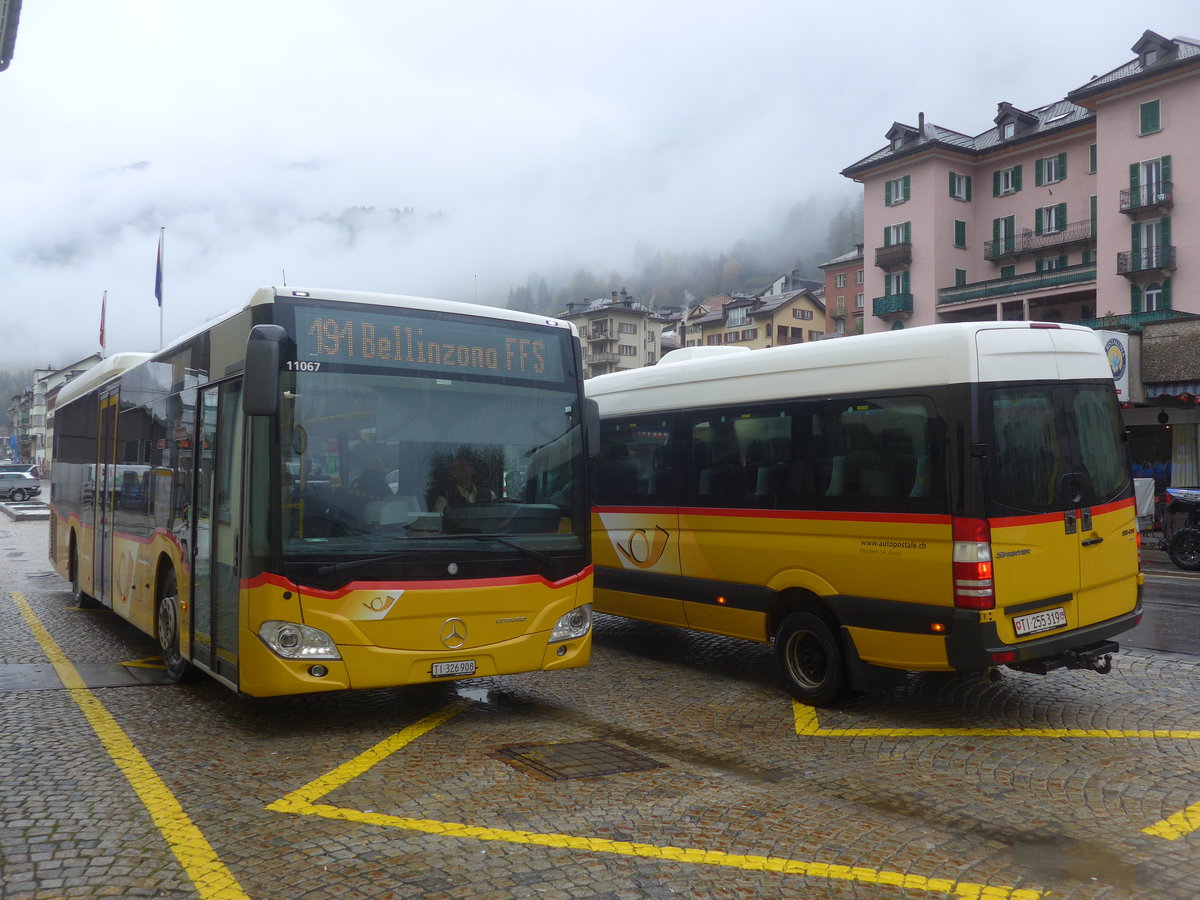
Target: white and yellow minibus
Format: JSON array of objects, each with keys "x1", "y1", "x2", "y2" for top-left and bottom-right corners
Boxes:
[{"x1": 587, "y1": 322, "x2": 1143, "y2": 706}]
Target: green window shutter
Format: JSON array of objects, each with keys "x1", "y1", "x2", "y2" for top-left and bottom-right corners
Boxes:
[
  {"x1": 992, "y1": 218, "x2": 1001, "y2": 244},
  {"x1": 993, "y1": 171, "x2": 1001, "y2": 197},
  {"x1": 901, "y1": 270, "x2": 910, "y2": 294},
  {"x1": 1035, "y1": 208, "x2": 1044, "y2": 236},
  {"x1": 1058, "y1": 254, "x2": 1067, "y2": 269},
  {"x1": 1163, "y1": 278, "x2": 1172, "y2": 309},
  {"x1": 1013, "y1": 165, "x2": 1022, "y2": 191},
  {"x1": 1140, "y1": 100, "x2": 1160, "y2": 134},
  {"x1": 1057, "y1": 202, "x2": 1067, "y2": 228},
  {"x1": 902, "y1": 175, "x2": 910, "y2": 202},
  {"x1": 1090, "y1": 195, "x2": 1097, "y2": 237},
  {"x1": 949, "y1": 171, "x2": 956, "y2": 197},
  {"x1": 1129, "y1": 163, "x2": 1139, "y2": 192},
  {"x1": 1035, "y1": 158, "x2": 1044, "y2": 186},
  {"x1": 1000, "y1": 265, "x2": 1015, "y2": 279},
  {"x1": 1058, "y1": 152, "x2": 1067, "y2": 178},
  {"x1": 1161, "y1": 216, "x2": 1171, "y2": 246},
  {"x1": 1035, "y1": 259, "x2": 1044, "y2": 274},
  {"x1": 1089, "y1": 144, "x2": 1097, "y2": 173},
  {"x1": 954, "y1": 220, "x2": 966, "y2": 247},
  {"x1": 1162, "y1": 154, "x2": 1172, "y2": 183},
  {"x1": 965, "y1": 175, "x2": 972, "y2": 201},
  {"x1": 955, "y1": 269, "x2": 967, "y2": 286},
  {"x1": 1131, "y1": 222, "x2": 1141, "y2": 254},
  {"x1": 1130, "y1": 283, "x2": 1142, "y2": 314},
  {"x1": 883, "y1": 226, "x2": 891, "y2": 247},
  {"x1": 884, "y1": 180, "x2": 893, "y2": 206},
  {"x1": 903, "y1": 221, "x2": 911, "y2": 244}
]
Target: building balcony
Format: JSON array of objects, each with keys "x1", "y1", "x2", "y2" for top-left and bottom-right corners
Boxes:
[
  {"x1": 874, "y1": 243, "x2": 912, "y2": 269},
  {"x1": 1119, "y1": 182, "x2": 1174, "y2": 216},
  {"x1": 984, "y1": 219, "x2": 1095, "y2": 261},
  {"x1": 586, "y1": 329, "x2": 614, "y2": 342},
  {"x1": 872, "y1": 293, "x2": 913, "y2": 316},
  {"x1": 586, "y1": 351, "x2": 620, "y2": 364},
  {"x1": 938, "y1": 264, "x2": 1096, "y2": 306},
  {"x1": 1117, "y1": 245, "x2": 1177, "y2": 277}
]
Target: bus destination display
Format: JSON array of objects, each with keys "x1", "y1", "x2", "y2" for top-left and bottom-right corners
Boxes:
[{"x1": 292, "y1": 305, "x2": 564, "y2": 382}]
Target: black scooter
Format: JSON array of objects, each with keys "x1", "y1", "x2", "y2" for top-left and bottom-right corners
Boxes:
[{"x1": 1158, "y1": 487, "x2": 1200, "y2": 571}]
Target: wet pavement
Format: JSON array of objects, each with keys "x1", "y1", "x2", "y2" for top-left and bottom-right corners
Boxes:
[{"x1": 2, "y1": 517, "x2": 1199, "y2": 899}]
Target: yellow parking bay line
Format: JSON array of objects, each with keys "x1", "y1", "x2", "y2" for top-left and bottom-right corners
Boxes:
[
  {"x1": 268, "y1": 705, "x2": 1045, "y2": 898},
  {"x1": 11, "y1": 592, "x2": 248, "y2": 900},
  {"x1": 795, "y1": 703, "x2": 1200, "y2": 841},
  {"x1": 793, "y1": 701, "x2": 1200, "y2": 739}
]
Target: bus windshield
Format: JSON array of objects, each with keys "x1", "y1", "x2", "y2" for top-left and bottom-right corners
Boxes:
[{"x1": 279, "y1": 368, "x2": 586, "y2": 561}]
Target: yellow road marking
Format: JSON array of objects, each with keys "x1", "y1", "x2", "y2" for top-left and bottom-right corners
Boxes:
[
  {"x1": 121, "y1": 655, "x2": 166, "y2": 670},
  {"x1": 269, "y1": 705, "x2": 1044, "y2": 898},
  {"x1": 796, "y1": 703, "x2": 1200, "y2": 841},
  {"x1": 793, "y1": 702, "x2": 1200, "y2": 739},
  {"x1": 1142, "y1": 801, "x2": 1200, "y2": 840},
  {"x1": 11, "y1": 592, "x2": 248, "y2": 900}
]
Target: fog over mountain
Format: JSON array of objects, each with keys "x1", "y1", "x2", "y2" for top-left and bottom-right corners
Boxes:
[{"x1": 2, "y1": 1, "x2": 1192, "y2": 368}]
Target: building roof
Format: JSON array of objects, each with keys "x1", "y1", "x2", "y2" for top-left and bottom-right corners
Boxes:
[
  {"x1": 818, "y1": 246, "x2": 864, "y2": 268},
  {"x1": 1069, "y1": 32, "x2": 1200, "y2": 103}
]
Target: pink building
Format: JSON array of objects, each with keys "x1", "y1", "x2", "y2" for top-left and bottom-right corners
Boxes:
[
  {"x1": 842, "y1": 30, "x2": 1200, "y2": 485},
  {"x1": 818, "y1": 244, "x2": 865, "y2": 335}
]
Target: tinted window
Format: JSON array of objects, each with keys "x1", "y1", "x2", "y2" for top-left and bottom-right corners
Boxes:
[{"x1": 593, "y1": 416, "x2": 676, "y2": 506}]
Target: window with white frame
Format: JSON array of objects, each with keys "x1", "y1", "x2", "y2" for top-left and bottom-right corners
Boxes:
[
  {"x1": 1041, "y1": 204, "x2": 1063, "y2": 233},
  {"x1": 855, "y1": 269, "x2": 864, "y2": 284},
  {"x1": 619, "y1": 344, "x2": 637, "y2": 356},
  {"x1": 855, "y1": 294, "x2": 864, "y2": 309},
  {"x1": 1002, "y1": 122, "x2": 1015, "y2": 139},
  {"x1": 950, "y1": 172, "x2": 971, "y2": 201},
  {"x1": 1144, "y1": 282, "x2": 1163, "y2": 311},
  {"x1": 999, "y1": 166, "x2": 1020, "y2": 195},
  {"x1": 726, "y1": 307, "x2": 748, "y2": 327},
  {"x1": 618, "y1": 322, "x2": 637, "y2": 334},
  {"x1": 835, "y1": 274, "x2": 847, "y2": 288},
  {"x1": 1039, "y1": 154, "x2": 1064, "y2": 184},
  {"x1": 792, "y1": 308, "x2": 814, "y2": 320},
  {"x1": 885, "y1": 175, "x2": 910, "y2": 206},
  {"x1": 887, "y1": 222, "x2": 909, "y2": 246},
  {"x1": 888, "y1": 271, "x2": 907, "y2": 295},
  {"x1": 740, "y1": 329, "x2": 758, "y2": 341}
]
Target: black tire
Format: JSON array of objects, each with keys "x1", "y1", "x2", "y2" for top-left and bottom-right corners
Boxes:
[
  {"x1": 69, "y1": 540, "x2": 101, "y2": 609},
  {"x1": 156, "y1": 570, "x2": 192, "y2": 683},
  {"x1": 1168, "y1": 526, "x2": 1200, "y2": 572},
  {"x1": 10, "y1": 488, "x2": 26, "y2": 502},
  {"x1": 773, "y1": 610, "x2": 847, "y2": 707}
]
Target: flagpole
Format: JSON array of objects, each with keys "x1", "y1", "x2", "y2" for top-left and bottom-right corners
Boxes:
[{"x1": 99, "y1": 290, "x2": 107, "y2": 359}]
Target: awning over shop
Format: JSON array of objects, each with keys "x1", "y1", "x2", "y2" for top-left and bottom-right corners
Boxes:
[{"x1": 1146, "y1": 382, "x2": 1200, "y2": 402}]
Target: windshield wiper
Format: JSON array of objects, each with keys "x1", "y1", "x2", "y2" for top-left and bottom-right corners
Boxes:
[{"x1": 313, "y1": 533, "x2": 560, "y2": 576}]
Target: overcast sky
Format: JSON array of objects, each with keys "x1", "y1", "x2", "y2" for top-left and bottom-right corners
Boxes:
[{"x1": 1, "y1": 1, "x2": 1195, "y2": 369}]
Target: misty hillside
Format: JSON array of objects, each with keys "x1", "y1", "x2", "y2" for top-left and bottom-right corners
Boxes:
[{"x1": 504, "y1": 194, "x2": 864, "y2": 316}]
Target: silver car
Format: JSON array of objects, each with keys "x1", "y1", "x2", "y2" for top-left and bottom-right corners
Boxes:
[{"x1": 0, "y1": 471, "x2": 41, "y2": 502}]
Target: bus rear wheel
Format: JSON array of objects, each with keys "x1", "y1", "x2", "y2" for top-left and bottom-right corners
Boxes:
[
  {"x1": 1168, "y1": 527, "x2": 1200, "y2": 571},
  {"x1": 774, "y1": 610, "x2": 847, "y2": 707},
  {"x1": 157, "y1": 570, "x2": 192, "y2": 683}
]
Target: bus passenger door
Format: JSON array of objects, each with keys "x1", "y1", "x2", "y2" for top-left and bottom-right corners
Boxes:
[
  {"x1": 94, "y1": 390, "x2": 120, "y2": 608},
  {"x1": 190, "y1": 383, "x2": 243, "y2": 684},
  {"x1": 592, "y1": 415, "x2": 685, "y2": 626}
]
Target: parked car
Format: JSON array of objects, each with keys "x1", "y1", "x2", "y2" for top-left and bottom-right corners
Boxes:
[
  {"x1": 0, "y1": 463, "x2": 39, "y2": 479},
  {"x1": 0, "y1": 471, "x2": 42, "y2": 502}
]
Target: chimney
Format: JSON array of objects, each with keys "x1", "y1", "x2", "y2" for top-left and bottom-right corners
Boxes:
[{"x1": 918, "y1": 112, "x2": 925, "y2": 136}]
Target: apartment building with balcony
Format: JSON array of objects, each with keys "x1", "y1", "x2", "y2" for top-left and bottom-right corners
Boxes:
[
  {"x1": 690, "y1": 286, "x2": 825, "y2": 349},
  {"x1": 841, "y1": 29, "x2": 1200, "y2": 483},
  {"x1": 560, "y1": 290, "x2": 671, "y2": 378},
  {"x1": 818, "y1": 245, "x2": 865, "y2": 335}
]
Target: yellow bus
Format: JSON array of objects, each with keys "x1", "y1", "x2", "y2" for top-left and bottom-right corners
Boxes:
[
  {"x1": 51, "y1": 286, "x2": 595, "y2": 697},
  {"x1": 587, "y1": 322, "x2": 1143, "y2": 706}
]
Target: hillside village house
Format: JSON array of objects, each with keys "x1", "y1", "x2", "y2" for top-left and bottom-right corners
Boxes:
[
  {"x1": 689, "y1": 284, "x2": 825, "y2": 350},
  {"x1": 841, "y1": 29, "x2": 1200, "y2": 485},
  {"x1": 819, "y1": 244, "x2": 866, "y2": 335},
  {"x1": 560, "y1": 290, "x2": 672, "y2": 378}
]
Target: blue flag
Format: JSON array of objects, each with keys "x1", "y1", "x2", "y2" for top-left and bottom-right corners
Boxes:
[{"x1": 155, "y1": 230, "x2": 163, "y2": 307}]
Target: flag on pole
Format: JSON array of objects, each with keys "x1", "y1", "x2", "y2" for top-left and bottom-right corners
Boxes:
[
  {"x1": 154, "y1": 229, "x2": 164, "y2": 307},
  {"x1": 99, "y1": 291, "x2": 107, "y2": 353}
]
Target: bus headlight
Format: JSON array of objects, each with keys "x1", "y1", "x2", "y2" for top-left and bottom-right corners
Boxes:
[
  {"x1": 549, "y1": 604, "x2": 592, "y2": 643},
  {"x1": 258, "y1": 621, "x2": 342, "y2": 660}
]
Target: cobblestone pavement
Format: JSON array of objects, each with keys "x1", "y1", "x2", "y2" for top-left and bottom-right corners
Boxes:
[{"x1": 3, "y1": 517, "x2": 1200, "y2": 900}]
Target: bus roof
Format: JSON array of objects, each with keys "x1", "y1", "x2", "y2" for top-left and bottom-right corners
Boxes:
[
  {"x1": 585, "y1": 321, "x2": 1111, "y2": 413},
  {"x1": 55, "y1": 352, "x2": 155, "y2": 409}
]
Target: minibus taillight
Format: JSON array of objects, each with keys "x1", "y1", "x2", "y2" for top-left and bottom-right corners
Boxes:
[{"x1": 952, "y1": 517, "x2": 995, "y2": 610}]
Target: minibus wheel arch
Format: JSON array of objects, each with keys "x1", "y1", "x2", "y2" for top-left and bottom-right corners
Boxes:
[{"x1": 155, "y1": 559, "x2": 192, "y2": 683}]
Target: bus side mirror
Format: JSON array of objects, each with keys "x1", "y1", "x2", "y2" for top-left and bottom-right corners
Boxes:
[
  {"x1": 244, "y1": 324, "x2": 288, "y2": 416},
  {"x1": 585, "y1": 398, "x2": 600, "y2": 459}
]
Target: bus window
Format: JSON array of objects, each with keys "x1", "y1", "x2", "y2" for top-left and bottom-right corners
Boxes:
[
  {"x1": 988, "y1": 388, "x2": 1063, "y2": 513},
  {"x1": 1071, "y1": 386, "x2": 1128, "y2": 504},
  {"x1": 593, "y1": 417, "x2": 674, "y2": 507}
]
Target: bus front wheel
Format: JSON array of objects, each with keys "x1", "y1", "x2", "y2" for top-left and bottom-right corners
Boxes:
[
  {"x1": 69, "y1": 541, "x2": 100, "y2": 609},
  {"x1": 157, "y1": 570, "x2": 192, "y2": 683},
  {"x1": 774, "y1": 610, "x2": 847, "y2": 707}
]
